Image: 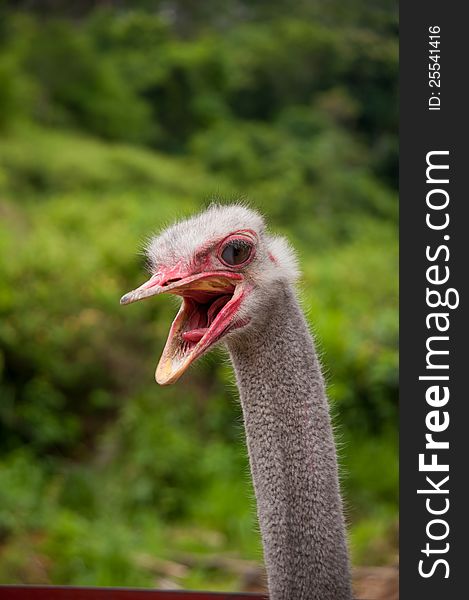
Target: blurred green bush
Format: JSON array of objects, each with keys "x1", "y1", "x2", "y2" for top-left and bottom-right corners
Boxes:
[{"x1": 0, "y1": 0, "x2": 397, "y2": 590}]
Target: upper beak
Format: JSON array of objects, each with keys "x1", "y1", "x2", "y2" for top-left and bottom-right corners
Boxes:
[{"x1": 120, "y1": 268, "x2": 243, "y2": 306}]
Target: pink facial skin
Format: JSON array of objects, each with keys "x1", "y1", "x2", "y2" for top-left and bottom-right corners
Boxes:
[{"x1": 188, "y1": 229, "x2": 258, "y2": 274}]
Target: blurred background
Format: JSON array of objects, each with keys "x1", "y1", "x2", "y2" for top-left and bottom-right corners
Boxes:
[{"x1": 0, "y1": 0, "x2": 398, "y2": 595}]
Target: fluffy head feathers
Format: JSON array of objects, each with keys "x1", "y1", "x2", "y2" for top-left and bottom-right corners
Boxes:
[{"x1": 145, "y1": 203, "x2": 299, "y2": 285}]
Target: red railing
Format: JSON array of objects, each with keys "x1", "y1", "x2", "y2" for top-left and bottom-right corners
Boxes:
[{"x1": 0, "y1": 588, "x2": 267, "y2": 600}]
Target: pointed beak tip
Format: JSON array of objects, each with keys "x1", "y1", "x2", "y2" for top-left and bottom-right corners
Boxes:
[
  {"x1": 155, "y1": 368, "x2": 172, "y2": 386},
  {"x1": 155, "y1": 362, "x2": 184, "y2": 386},
  {"x1": 155, "y1": 374, "x2": 170, "y2": 386},
  {"x1": 120, "y1": 293, "x2": 132, "y2": 305}
]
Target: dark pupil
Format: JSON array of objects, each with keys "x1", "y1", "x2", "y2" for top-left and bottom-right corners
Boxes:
[{"x1": 221, "y1": 241, "x2": 251, "y2": 265}]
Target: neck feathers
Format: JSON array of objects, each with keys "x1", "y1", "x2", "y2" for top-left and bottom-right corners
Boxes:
[{"x1": 227, "y1": 283, "x2": 352, "y2": 600}]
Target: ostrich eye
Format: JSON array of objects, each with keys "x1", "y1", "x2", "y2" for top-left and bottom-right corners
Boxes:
[{"x1": 220, "y1": 240, "x2": 253, "y2": 266}]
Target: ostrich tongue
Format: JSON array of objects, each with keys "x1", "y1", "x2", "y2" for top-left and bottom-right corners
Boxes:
[{"x1": 183, "y1": 329, "x2": 206, "y2": 343}]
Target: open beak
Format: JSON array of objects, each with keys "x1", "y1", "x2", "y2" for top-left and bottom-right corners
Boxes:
[{"x1": 121, "y1": 268, "x2": 246, "y2": 385}]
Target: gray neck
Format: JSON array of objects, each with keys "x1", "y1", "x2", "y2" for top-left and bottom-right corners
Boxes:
[{"x1": 227, "y1": 283, "x2": 352, "y2": 600}]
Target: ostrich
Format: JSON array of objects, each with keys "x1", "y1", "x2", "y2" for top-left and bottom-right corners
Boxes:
[{"x1": 120, "y1": 205, "x2": 352, "y2": 600}]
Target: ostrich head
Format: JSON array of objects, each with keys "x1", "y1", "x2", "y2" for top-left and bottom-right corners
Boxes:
[{"x1": 120, "y1": 204, "x2": 298, "y2": 385}]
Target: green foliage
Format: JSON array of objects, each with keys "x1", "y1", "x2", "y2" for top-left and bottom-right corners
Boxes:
[
  {"x1": 0, "y1": 0, "x2": 397, "y2": 590},
  {"x1": 27, "y1": 22, "x2": 153, "y2": 141},
  {"x1": 0, "y1": 450, "x2": 47, "y2": 537},
  {"x1": 0, "y1": 53, "x2": 35, "y2": 131}
]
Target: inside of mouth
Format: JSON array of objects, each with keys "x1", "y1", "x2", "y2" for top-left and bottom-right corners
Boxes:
[{"x1": 180, "y1": 288, "x2": 235, "y2": 347}]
